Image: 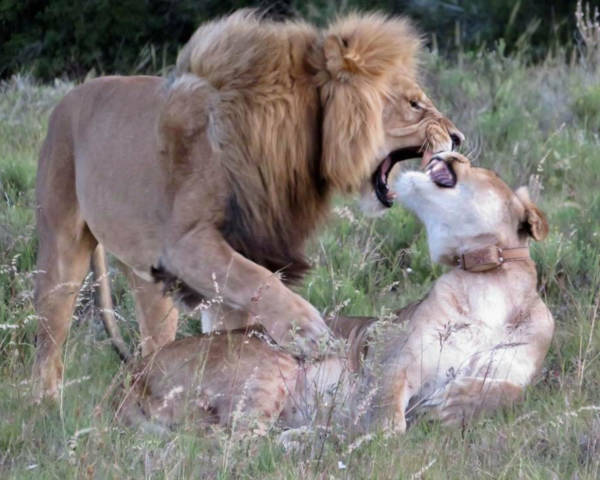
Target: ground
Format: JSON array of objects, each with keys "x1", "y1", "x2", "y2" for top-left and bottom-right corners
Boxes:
[{"x1": 0, "y1": 47, "x2": 599, "y2": 478}]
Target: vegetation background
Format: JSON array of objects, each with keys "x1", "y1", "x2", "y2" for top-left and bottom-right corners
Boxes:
[
  {"x1": 0, "y1": 0, "x2": 579, "y2": 80},
  {"x1": 0, "y1": 0, "x2": 599, "y2": 478}
]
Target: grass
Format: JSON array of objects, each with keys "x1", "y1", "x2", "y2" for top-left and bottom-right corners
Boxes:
[{"x1": 1, "y1": 44, "x2": 599, "y2": 478}]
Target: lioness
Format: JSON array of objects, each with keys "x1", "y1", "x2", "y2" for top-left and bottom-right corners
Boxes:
[
  {"x1": 33, "y1": 11, "x2": 463, "y2": 399},
  {"x1": 116, "y1": 153, "x2": 553, "y2": 433}
]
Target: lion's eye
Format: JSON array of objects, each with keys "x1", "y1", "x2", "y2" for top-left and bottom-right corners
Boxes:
[{"x1": 409, "y1": 100, "x2": 421, "y2": 110}]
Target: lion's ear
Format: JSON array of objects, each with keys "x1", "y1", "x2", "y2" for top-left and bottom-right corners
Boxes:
[
  {"x1": 515, "y1": 187, "x2": 549, "y2": 241},
  {"x1": 322, "y1": 34, "x2": 365, "y2": 80},
  {"x1": 321, "y1": 14, "x2": 421, "y2": 81}
]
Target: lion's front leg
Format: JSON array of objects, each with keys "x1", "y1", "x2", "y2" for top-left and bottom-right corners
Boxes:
[{"x1": 159, "y1": 225, "x2": 331, "y2": 357}]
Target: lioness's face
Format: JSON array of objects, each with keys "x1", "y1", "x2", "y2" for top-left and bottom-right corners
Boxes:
[
  {"x1": 362, "y1": 76, "x2": 463, "y2": 214},
  {"x1": 394, "y1": 152, "x2": 544, "y2": 265}
]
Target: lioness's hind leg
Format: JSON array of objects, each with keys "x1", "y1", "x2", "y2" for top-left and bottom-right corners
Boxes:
[
  {"x1": 201, "y1": 304, "x2": 251, "y2": 333},
  {"x1": 124, "y1": 268, "x2": 178, "y2": 356},
  {"x1": 33, "y1": 220, "x2": 97, "y2": 401},
  {"x1": 434, "y1": 377, "x2": 524, "y2": 426}
]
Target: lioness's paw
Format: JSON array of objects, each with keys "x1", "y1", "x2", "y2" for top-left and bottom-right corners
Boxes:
[
  {"x1": 277, "y1": 426, "x2": 313, "y2": 452},
  {"x1": 278, "y1": 425, "x2": 339, "y2": 453},
  {"x1": 433, "y1": 377, "x2": 491, "y2": 426}
]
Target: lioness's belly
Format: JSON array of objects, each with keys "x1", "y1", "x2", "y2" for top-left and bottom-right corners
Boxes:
[{"x1": 70, "y1": 76, "x2": 170, "y2": 272}]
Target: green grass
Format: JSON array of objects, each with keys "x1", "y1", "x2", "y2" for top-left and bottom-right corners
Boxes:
[{"x1": 1, "y1": 47, "x2": 599, "y2": 479}]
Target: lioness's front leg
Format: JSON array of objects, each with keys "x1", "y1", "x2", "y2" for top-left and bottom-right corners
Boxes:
[{"x1": 160, "y1": 226, "x2": 331, "y2": 357}]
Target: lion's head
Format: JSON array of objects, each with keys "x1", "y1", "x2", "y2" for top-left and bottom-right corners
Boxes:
[{"x1": 311, "y1": 14, "x2": 463, "y2": 212}]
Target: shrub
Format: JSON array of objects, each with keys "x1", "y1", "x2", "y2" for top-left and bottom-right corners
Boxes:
[
  {"x1": 0, "y1": 0, "x2": 259, "y2": 80},
  {"x1": 0, "y1": 0, "x2": 581, "y2": 81},
  {"x1": 573, "y1": 83, "x2": 600, "y2": 131}
]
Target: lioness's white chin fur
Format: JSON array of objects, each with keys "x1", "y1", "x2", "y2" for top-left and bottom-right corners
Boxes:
[
  {"x1": 394, "y1": 171, "x2": 431, "y2": 208},
  {"x1": 394, "y1": 170, "x2": 506, "y2": 265}
]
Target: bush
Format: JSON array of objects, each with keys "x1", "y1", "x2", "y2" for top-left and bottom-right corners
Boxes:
[
  {"x1": 0, "y1": 0, "x2": 580, "y2": 81},
  {"x1": 573, "y1": 82, "x2": 600, "y2": 131},
  {"x1": 0, "y1": 0, "x2": 261, "y2": 80}
]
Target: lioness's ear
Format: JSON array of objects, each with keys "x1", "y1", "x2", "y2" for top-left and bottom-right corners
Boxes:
[{"x1": 516, "y1": 187, "x2": 549, "y2": 241}]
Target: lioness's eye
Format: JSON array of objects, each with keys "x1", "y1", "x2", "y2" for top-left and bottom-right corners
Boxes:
[{"x1": 409, "y1": 100, "x2": 421, "y2": 110}]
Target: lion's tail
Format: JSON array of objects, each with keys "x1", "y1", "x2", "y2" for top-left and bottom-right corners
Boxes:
[{"x1": 91, "y1": 244, "x2": 131, "y2": 362}]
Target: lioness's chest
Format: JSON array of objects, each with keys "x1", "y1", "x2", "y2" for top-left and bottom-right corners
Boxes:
[{"x1": 414, "y1": 284, "x2": 523, "y2": 382}]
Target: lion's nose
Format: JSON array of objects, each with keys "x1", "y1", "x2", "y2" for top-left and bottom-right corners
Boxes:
[{"x1": 450, "y1": 131, "x2": 464, "y2": 150}]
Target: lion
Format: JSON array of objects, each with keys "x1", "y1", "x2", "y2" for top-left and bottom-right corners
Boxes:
[
  {"x1": 33, "y1": 11, "x2": 463, "y2": 399},
  {"x1": 116, "y1": 152, "x2": 553, "y2": 436}
]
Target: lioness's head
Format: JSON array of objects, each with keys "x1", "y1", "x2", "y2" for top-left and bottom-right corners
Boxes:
[
  {"x1": 395, "y1": 152, "x2": 549, "y2": 266},
  {"x1": 311, "y1": 14, "x2": 463, "y2": 212}
]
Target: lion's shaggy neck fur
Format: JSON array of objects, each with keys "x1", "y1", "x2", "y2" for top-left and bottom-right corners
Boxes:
[
  {"x1": 174, "y1": 10, "x2": 421, "y2": 281},
  {"x1": 176, "y1": 12, "x2": 329, "y2": 281}
]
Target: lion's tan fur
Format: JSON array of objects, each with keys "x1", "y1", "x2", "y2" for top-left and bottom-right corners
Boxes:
[{"x1": 32, "y1": 11, "x2": 461, "y2": 400}]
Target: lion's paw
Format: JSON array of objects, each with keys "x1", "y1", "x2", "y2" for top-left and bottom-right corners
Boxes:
[{"x1": 266, "y1": 295, "x2": 334, "y2": 359}]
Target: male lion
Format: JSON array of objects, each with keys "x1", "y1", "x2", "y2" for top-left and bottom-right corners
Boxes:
[
  {"x1": 116, "y1": 153, "x2": 553, "y2": 436},
  {"x1": 33, "y1": 11, "x2": 463, "y2": 399}
]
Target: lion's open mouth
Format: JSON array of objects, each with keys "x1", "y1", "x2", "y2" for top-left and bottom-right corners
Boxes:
[{"x1": 372, "y1": 146, "x2": 423, "y2": 208}]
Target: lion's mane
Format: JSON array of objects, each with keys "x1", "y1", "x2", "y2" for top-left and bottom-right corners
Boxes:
[{"x1": 161, "y1": 11, "x2": 421, "y2": 281}]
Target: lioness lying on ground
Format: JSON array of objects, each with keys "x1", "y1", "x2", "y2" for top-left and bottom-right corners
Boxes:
[{"x1": 116, "y1": 152, "x2": 553, "y2": 434}]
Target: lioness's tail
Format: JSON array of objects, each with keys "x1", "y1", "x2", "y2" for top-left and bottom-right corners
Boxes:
[{"x1": 91, "y1": 245, "x2": 131, "y2": 361}]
